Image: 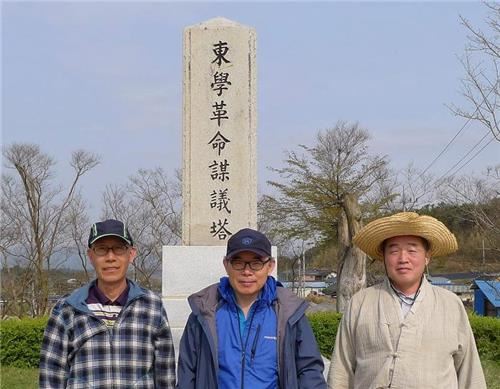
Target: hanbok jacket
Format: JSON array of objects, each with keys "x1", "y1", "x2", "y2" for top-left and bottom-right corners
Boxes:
[{"x1": 328, "y1": 277, "x2": 486, "y2": 389}]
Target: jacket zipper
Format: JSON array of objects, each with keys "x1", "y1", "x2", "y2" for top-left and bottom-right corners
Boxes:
[
  {"x1": 275, "y1": 302, "x2": 281, "y2": 388},
  {"x1": 238, "y1": 306, "x2": 257, "y2": 389},
  {"x1": 250, "y1": 324, "x2": 261, "y2": 366}
]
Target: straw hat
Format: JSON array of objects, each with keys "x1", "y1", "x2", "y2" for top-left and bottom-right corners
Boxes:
[{"x1": 352, "y1": 212, "x2": 458, "y2": 261}]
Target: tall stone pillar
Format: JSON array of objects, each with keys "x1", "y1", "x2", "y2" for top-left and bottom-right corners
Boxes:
[
  {"x1": 182, "y1": 17, "x2": 257, "y2": 245},
  {"x1": 162, "y1": 18, "x2": 276, "y2": 356}
]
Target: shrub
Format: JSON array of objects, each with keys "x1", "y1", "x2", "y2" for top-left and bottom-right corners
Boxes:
[
  {"x1": 307, "y1": 312, "x2": 342, "y2": 358},
  {"x1": 0, "y1": 311, "x2": 498, "y2": 368},
  {"x1": 468, "y1": 313, "x2": 500, "y2": 362},
  {"x1": 0, "y1": 317, "x2": 48, "y2": 368}
]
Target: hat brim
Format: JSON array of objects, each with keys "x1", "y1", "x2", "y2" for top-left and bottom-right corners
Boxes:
[
  {"x1": 88, "y1": 234, "x2": 133, "y2": 247},
  {"x1": 352, "y1": 212, "x2": 458, "y2": 261},
  {"x1": 226, "y1": 248, "x2": 271, "y2": 260}
]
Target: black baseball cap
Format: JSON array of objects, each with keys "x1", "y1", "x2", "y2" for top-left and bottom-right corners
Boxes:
[
  {"x1": 88, "y1": 219, "x2": 133, "y2": 247},
  {"x1": 226, "y1": 228, "x2": 272, "y2": 259}
]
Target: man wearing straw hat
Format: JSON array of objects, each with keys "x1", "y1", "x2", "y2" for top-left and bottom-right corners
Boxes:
[{"x1": 328, "y1": 212, "x2": 486, "y2": 389}]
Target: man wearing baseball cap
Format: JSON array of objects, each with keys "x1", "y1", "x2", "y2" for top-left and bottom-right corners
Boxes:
[
  {"x1": 328, "y1": 212, "x2": 486, "y2": 389},
  {"x1": 40, "y1": 219, "x2": 176, "y2": 388},
  {"x1": 176, "y1": 228, "x2": 326, "y2": 388}
]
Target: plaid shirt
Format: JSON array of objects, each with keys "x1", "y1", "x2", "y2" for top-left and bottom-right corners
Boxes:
[{"x1": 39, "y1": 280, "x2": 176, "y2": 388}]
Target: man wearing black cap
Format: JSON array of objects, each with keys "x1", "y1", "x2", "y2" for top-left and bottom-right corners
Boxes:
[
  {"x1": 39, "y1": 219, "x2": 176, "y2": 389},
  {"x1": 176, "y1": 228, "x2": 326, "y2": 389}
]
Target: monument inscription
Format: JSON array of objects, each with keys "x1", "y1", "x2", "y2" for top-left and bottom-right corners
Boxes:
[{"x1": 182, "y1": 17, "x2": 257, "y2": 245}]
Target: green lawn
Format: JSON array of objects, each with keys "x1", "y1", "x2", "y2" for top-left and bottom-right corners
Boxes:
[
  {"x1": 483, "y1": 359, "x2": 500, "y2": 389},
  {"x1": 1, "y1": 360, "x2": 499, "y2": 388},
  {"x1": 1, "y1": 366, "x2": 38, "y2": 389}
]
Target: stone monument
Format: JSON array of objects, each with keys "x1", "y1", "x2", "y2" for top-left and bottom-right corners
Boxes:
[{"x1": 162, "y1": 17, "x2": 277, "y2": 355}]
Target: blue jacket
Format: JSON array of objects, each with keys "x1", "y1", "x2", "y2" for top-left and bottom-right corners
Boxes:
[
  {"x1": 176, "y1": 277, "x2": 326, "y2": 389},
  {"x1": 39, "y1": 279, "x2": 176, "y2": 388},
  {"x1": 216, "y1": 277, "x2": 278, "y2": 388}
]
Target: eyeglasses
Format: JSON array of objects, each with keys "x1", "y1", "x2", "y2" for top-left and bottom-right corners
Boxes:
[
  {"x1": 92, "y1": 245, "x2": 129, "y2": 256},
  {"x1": 229, "y1": 259, "x2": 271, "y2": 271}
]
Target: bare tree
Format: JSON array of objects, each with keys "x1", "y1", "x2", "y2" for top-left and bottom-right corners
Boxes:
[
  {"x1": 450, "y1": 3, "x2": 500, "y2": 141},
  {"x1": 378, "y1": 163, "x2": 436, "y2": 213},
  {"x1": 66, "y1": 195, "x2": 92, "y2": 282},
  {"x1": 1, "y1": 144, "x2": 99, "y2": 316},
  {"x1": 0, "y1": 180, "x2": 34, "y2": 317},
  {"x1": 102, "y1": 168, "x2": 181, "y2": 289},
  {"x1": 263, "y1": 121, "x2": 391, "y2": 312},
  {"x1": 437, "y1": 166, "x2": 500, "y2": 264}
]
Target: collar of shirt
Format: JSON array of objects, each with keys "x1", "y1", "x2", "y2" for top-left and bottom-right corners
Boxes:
[
  {"x1": 388, "y1": 278, "x2": 426, "y2": 318},
  {"x1": 86, "y1": 282, "x2": 129, "y2": 306},
  {"x1": 391, "y1": 284, "x2": 417, "y2": 305}
]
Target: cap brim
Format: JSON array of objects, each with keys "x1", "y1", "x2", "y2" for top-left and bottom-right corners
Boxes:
[
  {"x1": 226, "y1": 248, "x2": 271, "y2": 259},
  {"x1": 88, "y1": 234, "x2": 133, "y2": 247}
]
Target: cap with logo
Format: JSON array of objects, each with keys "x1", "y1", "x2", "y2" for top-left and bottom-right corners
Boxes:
[
  {"x1": 88, "y1": 219, "x2": 133, "y2": 248},
  {"x1": 226, "y1": 228, "x2": 272, "y2": 259}
]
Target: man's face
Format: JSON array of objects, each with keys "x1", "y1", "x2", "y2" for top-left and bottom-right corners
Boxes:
[
  {"x1": 88, "y1": 236, "x2": 136, "y2": 288},
  {"x1": 224, "y1": 251, "x2": 275, "y2": 304},
  {"x1": 383, "y1": 235, "x2": 429, "y2": 294}
]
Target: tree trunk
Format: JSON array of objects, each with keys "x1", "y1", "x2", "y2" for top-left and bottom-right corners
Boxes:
[{"x1": 336, "y1": 193, "x2": 366, "y2": 313}]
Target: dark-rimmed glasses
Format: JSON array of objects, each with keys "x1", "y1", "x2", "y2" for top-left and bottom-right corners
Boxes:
[
  {"x1": 229, "y1": 258, "x2": 271, "y2": 271},
  {"x1": 92, "y1": 245, "x2": 129, "y2": 256}
]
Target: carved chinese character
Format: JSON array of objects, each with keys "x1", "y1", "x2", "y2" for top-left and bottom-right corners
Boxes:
[
  {"x1": 210, "y1": 101, "x2": 229, "y2": 126},
  {"x1": 210, "y1": 218, "x2": 232, "y2": 240},
  {"x1": 211, "y1": 71, "x2": 232, "y2": 96},
  {"x1": 210, "y1": 188, "x2": 231, "y2": 214},
  {"x1": 211, "y1": 41, "x2": 231, "y2": 66},
  {"x1": 208, "y1": 131, "x2": 231, "y2": 156},
  {"x1": 208, "y1": 159, "x2": 230, "y2": 182}
]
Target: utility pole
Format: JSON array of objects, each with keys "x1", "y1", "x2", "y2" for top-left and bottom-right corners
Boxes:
[
  {"x1": 297, "y1": 256, "x2": 302, "y2": 297},
  {"x1": 402, "y1": 185, "x2": 406, "y2": 212},
  {"x1": 302, "y1": 247, "x2": 306, "y2": 298},
  {"x1": 475, "y1": 239, "x2": 492, "y2": 267},
  {"x1": 482, "y1": 239, "x2": 485, "y2": 266}
]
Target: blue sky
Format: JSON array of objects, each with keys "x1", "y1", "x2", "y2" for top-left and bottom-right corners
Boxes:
[{"x1": 2, "y1": 1, "x2": 499, "y2": 217}]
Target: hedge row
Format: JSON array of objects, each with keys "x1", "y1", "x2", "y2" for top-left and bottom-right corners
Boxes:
[
  {"x1": 467, "y1": 314, "x2": 500, "y2": 361},
  {"x1": 307, "y1": 312, "x2": 343, "y2": 358},
  {"x1": 1, "y1": 313, "x2": 498, "y2": 368},
  {"x1": 307, "y1": 311, "x2": 500, "y2": 362},
  {"x1": 0, "y1": 317, "x2": 47, "y2": 368}
]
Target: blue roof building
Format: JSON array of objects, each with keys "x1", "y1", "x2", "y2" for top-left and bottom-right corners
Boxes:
[{"x1": 473, "y1": 280, "x2": 500, "y2": 318}]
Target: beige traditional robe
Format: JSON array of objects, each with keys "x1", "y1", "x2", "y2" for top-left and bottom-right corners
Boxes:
[{"x1": 328, "y1": 277, "x2": 486, "y2": 389}]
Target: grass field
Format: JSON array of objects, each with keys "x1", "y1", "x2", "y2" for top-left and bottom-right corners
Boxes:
[
  {"x1": 1, "y1": 360, "x2": 499, "y2": 388},
  {"x1": 1, "y1": 366, "x2": 38, "y2": 389}
]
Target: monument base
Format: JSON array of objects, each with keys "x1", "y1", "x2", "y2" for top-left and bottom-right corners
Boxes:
[{"x1": 162, "y1": 245, "x2": 277, "y2": 356}]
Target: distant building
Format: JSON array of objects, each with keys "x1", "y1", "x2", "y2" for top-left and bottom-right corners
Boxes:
[
  {"x1": 281, "y1": 281, "x2": 328, "y2": 295},
  {"x1": 472, "y1": 280, "x2": 500, "y2": 317},
  {"x1": 303, "y1": 269, "x2": 332, "y2": 282},
  {"x1": 427, "y1": 275, "x2": 473, "y2": 302}
]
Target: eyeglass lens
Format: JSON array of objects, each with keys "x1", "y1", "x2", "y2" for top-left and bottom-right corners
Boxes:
[{"x1": 93, "y1": 246, "x2": 128, "y2": 256}]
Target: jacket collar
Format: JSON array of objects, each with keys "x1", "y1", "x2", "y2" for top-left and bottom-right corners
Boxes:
[
  {"x1": 217, "y1": 276, "x2": 278, "y2": 309},
  {"x1": 65, "y1": 279, "x2": 145, "y2": 313}
]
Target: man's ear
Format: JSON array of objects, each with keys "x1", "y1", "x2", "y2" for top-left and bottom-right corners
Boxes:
[
  {"x1": 425, "y1": 258, "x2": 430, "y2": 265},
  {"x1": 267, "y1": 258, "x2": 276, "y2": 275},
  {"x1": 87, "y1": 248, "x2": 95, "y2": 265},
  {"x1": 128, "y1": 247, "x2": 137, "y2": 263}
]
